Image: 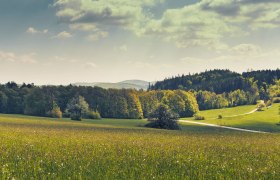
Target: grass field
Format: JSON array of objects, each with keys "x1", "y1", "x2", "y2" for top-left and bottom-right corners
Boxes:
[
  {"x1": 0, "y1": 110, "x2": 280, "y2": 179},
  {"x1": 182, "y1": 103, "x2": 280, "y2": 132}
]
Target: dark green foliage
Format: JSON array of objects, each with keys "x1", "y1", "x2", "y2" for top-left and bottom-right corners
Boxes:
[
  {"x1": 151, "y1": 70, "x2": 245, "y2": 93},
  {"x1": 146, "y1": 104, "x2": 180, "y2": 130},
  {"x1": 24, "y1": 88, "x2": 51, "y2": 116},
  {"x1": 242, "y1": 69, "x2": 280, "y2": 87},
  {"x1": 0, "y1": 91, "x2": 8, "y2": 113},
  {"x1": 150, "y1": 69, "x2": 280, "y2": 94}
]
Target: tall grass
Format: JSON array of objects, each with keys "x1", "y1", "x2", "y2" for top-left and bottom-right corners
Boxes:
[{"x1": 0, "y1": 115, "x2": 279, "y2": 179}]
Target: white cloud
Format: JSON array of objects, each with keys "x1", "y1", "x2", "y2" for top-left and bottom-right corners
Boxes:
[
  {"x1": 53, "y1": 31, "x2": 73, "y2": 39},
  {"x1": 53, "y1": 0, "x2": 280, "y2": 49},
  {"x1": 87, "y1": 31, "x2": 108, "y2": 41},
  {"x1": 26, "y1": 27, "x2": 48, "y2": 34},
  {"x1": 53, "y1": 0, "x2": 163, "y2": 35},
  {"x1": 231, "y1": 44, "x2": 262, "y2": 56},
  {"x1": 69, "y1": 23, "x2": 97, "y2": 32},
  {"x1": 0, "y1": 50, "x2": 37, "y2": 64},
  {"x1": 180, "y1": 44, "x2": 280, "y2": 71}
]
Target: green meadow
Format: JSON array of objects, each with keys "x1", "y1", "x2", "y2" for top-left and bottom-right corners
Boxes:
[
  {"x1": 183, "y1": 103, "x2": 280, "y2": 132},
  {"x1": 0, "y1": 104, "x2": 280, "y2": 179}
]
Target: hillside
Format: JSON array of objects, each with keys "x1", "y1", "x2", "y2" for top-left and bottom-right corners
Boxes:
[
  {"x1": 182, "y1": 104, "x2": 280, "y2": 132},
  {"x1": 73, "y1": 80, "x2": 150, "y2": 90},
  {"x1": 151, "y1": 69, "x2": 280, "y2": 93}
]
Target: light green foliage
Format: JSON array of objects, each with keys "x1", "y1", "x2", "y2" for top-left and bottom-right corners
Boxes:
[
  {"x1": 244, "y1": 78, "x2": 259, "y2": 104},
  {"x1": 161, "y1": 90, "x2": 198, "y2": 117},
  {"x1": 86, "y1": 110, "x2": 101, "y2": 119},
  {"x1": 139, "y1": 90, "x2": 198, "y2": 118},
  {"x1": 47, "y1": 102, "x2": 62, "y2": 118},
  {"x1": 269, "y1": 80, "x2": 280, "y2": 99},
  {"x1": 196, "y1": 91, "x2": 228, "y2": 110},
  {"x1": 228, "y1": 89, "x2": 247, "y2": 106},
  {"x1": 139, "y1": 91, "x2": 161, "y2": 117},
  {"x1": 66, "y1": 96, "x2": 89, "y2": 121},
  {"x1": 174, "y1": 90, "x2": 199, "y2": 117},
  {"x1": 162, "y1": 90, "x2": 186, "y2": 116},
  {"x1": 0, "y1": 114, "x2": 279, "y2": 179},
  {"x1": 194, "y1": 114, "x2": 205, "y2": 120},
  {"x1": 256, "y1": 100, "x2": 266, "y2": 111},
  {"x1": 125, "y1": 91, "x2": 144, "y2": 119}
]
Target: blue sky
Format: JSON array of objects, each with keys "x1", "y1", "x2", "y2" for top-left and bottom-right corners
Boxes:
[{"x1": 0, "y1": 0, "x2": 280, "y2": 85}]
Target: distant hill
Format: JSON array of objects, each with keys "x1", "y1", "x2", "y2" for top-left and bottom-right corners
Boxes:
[{"x1": 73, "y1": 80, "x2": 150, "y2": 90}]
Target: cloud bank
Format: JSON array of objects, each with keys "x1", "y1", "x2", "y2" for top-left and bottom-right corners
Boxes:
[{"x1": 53, "y1": 0, "x2": 280, "y2": 49}]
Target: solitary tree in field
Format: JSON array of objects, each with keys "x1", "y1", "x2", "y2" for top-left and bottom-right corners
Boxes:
[
  {"x1": 145, "y1": 104, "x2": 180, "y2": 130},
  {"x1": 66, "y1": 96, "x2": 89, "y2": 121}
]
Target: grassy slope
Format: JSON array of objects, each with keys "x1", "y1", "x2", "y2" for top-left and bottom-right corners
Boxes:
[
  {"x1": 182, "y1": 104, "x2": 280, "y2": 132},
  {"x1": 0, "y1": 114, "x2": 280, "y2": 179}
]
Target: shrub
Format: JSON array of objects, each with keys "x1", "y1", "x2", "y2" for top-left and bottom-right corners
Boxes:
[
  {"x1": 63, "y1": 112, "x2": 70, "y2": 118},
  {"x1": 266, "y1": 100, "x2": 272, "y2": 107},
  {"x1": 256, "y1": 100, "x2": 266, "y2": 111},
  {"x1": 272, "y1": 97, "x2": 280, "y2": 103},
  {"x1": 218, "y1": 114, "x2": 223, "y2": 119},
  {"x1": 47, "y1": 107, "x2": 62, "y2": 118},
  {"x1": 194, "y1": 114, "x2": 205, "y2": 120},
  {"x1": 46, "y1": 102, "x2": 62, "y2": 118},
  {"x1": 145, "y1": 104, "x2": 180, "y2": 130},
  {"x1": 71, "y1": 112, "x2": 82, "y2": 121},
  {"x1": 86, "y1": 110, "x2": 101, "y2": 120}
]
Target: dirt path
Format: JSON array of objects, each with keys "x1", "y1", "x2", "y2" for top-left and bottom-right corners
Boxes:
[
  {"x1": 179, "y1": 120, "x2": 268, "y2": 133},
  {"x1": 224, "y1": 108, "x2": 258, "y2": 118},
  {"x1": 205, "y1": 108, "x2": 258, "y2": 120}
]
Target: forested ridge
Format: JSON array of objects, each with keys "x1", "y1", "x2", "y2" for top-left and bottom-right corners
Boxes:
[
  {"x1": 150, "y1": 69, "x2": 280, "y2": 110},
  {"x1": 150, "y1": 69, "x2": 280, "y2": 93},
  {"x1": 0, "y1": 69, "x2": 279, "y2": 119}
]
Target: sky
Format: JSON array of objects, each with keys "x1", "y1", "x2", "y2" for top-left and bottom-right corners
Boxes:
[{"x1": 0, "y1": 0, "x2": 280, "y2": 85}]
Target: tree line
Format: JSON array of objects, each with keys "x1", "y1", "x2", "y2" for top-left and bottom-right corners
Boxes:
[
  {"x1": 0, "y1": 69, "x2": 279, "y2": 120},
  {"x1": 0, "y1": 83, "x2": 199, "y2": 119},
  {"x1": 150, "y1": 69, "x2": 280, "y2": 94}
]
